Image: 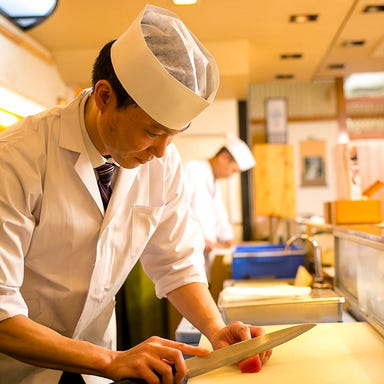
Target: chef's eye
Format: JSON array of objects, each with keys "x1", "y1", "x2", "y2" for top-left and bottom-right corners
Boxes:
[{"x1": 146, "y1": 130, "x2": 160, "y2": 138}]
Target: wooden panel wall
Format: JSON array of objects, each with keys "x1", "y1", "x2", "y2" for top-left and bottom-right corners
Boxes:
[{"x1": 253, "y1": 144, "x2": 296, "y2": 218}]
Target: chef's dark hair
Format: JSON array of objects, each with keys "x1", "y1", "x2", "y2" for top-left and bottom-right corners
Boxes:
[
  {"x1": 215, "y1": 147, "x2": 236, "y2": 162},
  {"x1": 92, "y1": 40, "x2": 136, "y2": 109}
]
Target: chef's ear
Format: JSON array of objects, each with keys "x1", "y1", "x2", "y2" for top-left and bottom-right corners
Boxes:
[{"x1": 93, "y1": 80, "x2": 114, "y2": 112}]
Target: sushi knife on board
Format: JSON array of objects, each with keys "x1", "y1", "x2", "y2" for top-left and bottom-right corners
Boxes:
[{"x1": 112, "y1": 323, "x2": 316, "y2": 383}]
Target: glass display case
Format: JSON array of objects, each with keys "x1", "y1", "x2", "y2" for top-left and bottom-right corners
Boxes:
[{"x1": 334, "y1": 226, "x2": 384, "y2": 336}]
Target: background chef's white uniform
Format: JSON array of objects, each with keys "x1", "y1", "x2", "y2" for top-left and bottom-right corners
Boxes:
[
  {"x1": 184, "y1": 135, "x2": 255, "y2": 247},
  {"x1": 0, "y1": 90, "x2": 207, "y2": 383},
  {"x1": 183, "y1": 135, "x2": 256, "y2": 277},
  {"x1": 184, "y1": 160, "x2": 234, "y2": 245}
]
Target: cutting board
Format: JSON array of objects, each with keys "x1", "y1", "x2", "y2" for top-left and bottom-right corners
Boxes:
[{"x1": 189, "y1": 322, "x2": 384, "y2": 384}]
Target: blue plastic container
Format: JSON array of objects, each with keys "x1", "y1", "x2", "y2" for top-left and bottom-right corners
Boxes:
[{"x1": 232, "y1": 244, "x2": 305, "y2": 279}]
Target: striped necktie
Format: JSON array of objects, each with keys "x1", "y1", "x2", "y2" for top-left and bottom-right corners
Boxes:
[{"x1": 95, "y1": 162, "x2": 115, "y2": 209}]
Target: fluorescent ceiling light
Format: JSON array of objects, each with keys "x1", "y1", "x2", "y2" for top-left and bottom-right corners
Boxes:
[
  {"x1": 0, "y1": 109, "x2": 20, "y2": 128},
  {"x1": 0, "y1": 86, "x2": 46, "y2": 117},
  {"x1": 344, "y1": 72, "x2": 384, "y2": 97},
  {"x1": 173, "y1": 0, "x2": 198, "y2": 5}
]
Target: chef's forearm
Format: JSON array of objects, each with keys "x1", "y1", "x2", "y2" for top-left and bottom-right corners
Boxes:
[
  {"x1": 0, "y1": 315, "x2": 112, "y2": 376},
  {"x1": 167, "y1": 282, "x2": 226, "y2": 342}
]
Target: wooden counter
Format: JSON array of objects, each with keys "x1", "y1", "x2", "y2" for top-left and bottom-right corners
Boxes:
[{"x1": 190, "y1": 322, "x2": 384, "y2": 383}]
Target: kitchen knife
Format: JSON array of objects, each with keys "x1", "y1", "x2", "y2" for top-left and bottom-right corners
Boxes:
[
  {"x1": 111, "y1": 323, "x2": 316, "y2": 383},
  {"x1": 185, "y1": 323, "x2": 316, "y2": 378}
]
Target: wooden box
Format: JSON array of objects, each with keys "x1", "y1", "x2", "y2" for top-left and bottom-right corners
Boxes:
[{"x1": 324, "y1": 200, "x2": 382, "y2": 224}]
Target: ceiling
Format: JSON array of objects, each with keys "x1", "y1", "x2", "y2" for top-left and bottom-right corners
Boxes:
[{"x1": 25, "y1": 0, "x2": 384, "y2": 99}]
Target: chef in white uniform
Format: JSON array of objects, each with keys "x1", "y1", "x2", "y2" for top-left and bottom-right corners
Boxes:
[
  {"x1": 0, "y1": 5, "x2": 270, "y2": 384},
  {"x1": 184, "y1": 135, "x2": 256, "y2": 276}
]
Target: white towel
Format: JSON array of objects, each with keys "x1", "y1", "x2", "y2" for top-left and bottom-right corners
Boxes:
[{"x1": 220, "y1": 285, "x2": 311, "y2": 303}]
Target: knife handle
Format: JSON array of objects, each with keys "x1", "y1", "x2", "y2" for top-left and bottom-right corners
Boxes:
[
  {"x1": 111, "y1": 379, "x2": 187, "y2": 384},
  {"x1": 111, "y1": 366, "x2": 182, "y2": 384},
  {"x1": 111, "y1": 380, "x2": 147, "y2": 384}
]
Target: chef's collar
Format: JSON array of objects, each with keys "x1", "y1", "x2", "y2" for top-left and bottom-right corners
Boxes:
[{"x1": 79, "y1": 90, "x2": 119, "y2": 168}]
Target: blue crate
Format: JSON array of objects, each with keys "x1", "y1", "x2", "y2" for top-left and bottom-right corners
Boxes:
[
  {"x1": 175, "y1": 317, "x2": 201, "y2": 345},
  {"x1": 232, "y1": 244, "x2": 305, "y2": 279}
]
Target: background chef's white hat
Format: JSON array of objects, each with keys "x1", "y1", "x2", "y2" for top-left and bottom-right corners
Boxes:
[
  {"x1": 225, "y1": 134, "x2": 256, "y2": 172},
  {"x1": 111, "y1": 4, "x2": 219, "y2": 130}
]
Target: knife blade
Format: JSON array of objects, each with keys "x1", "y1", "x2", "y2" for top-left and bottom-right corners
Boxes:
[
  {"x1": 110, "y1": 323, "x2": 316, "y2": 384},
  {"x1": 185, "y1": 323, "x2": 316, "y2": 378}
]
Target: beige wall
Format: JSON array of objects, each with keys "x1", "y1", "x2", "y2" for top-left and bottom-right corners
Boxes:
[
  {"x1": 288, "y1": 120, "x2": 339, "y2": 216},
  {"x1": 173, "y1": 99, "x2": 245, "y2": 241},
  {"x1": 0, "y1": 14, "x2": 72, "y2": 109}
]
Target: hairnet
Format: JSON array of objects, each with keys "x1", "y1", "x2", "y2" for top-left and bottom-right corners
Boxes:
[
  {"x1": 110, "y1": 4, "x2": 219, "y2": 129},
  {"x1": 142, "y1": 6, "x2": 214, "y2": 99}
]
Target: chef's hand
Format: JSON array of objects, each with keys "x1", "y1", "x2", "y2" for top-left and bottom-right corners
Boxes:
[
  {"x1": 104, "y1": 336, "x2": 209, "y2": 384},
  {"x1": 210, "y1": 321, "x2": 272, "y2": 367},
  {"x1": 204, "y1": 239, "x2": 233, "y2": 256},
  {"x1": 204, "y1": 239, "x2": 215, "y2": 255}
]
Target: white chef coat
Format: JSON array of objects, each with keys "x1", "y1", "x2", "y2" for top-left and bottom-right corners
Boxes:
[
  {"x1": 0, "y1": 90, "x2": 207, "y2": 384},
  {"x1": 184, "y1": 160, "x2": 234, "y2": 244}
]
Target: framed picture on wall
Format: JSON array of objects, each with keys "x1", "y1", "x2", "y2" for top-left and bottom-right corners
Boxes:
[
  {"x1": 300, "y1": 140, "x2": 327, "y2": 187},
  {"x1": 264, "y1": 97, "x2": 288, "y2": 144}
]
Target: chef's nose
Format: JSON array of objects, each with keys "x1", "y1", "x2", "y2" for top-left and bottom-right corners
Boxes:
[{"x1": 149, "y1": 136, "x2": 173, "y2": 158}]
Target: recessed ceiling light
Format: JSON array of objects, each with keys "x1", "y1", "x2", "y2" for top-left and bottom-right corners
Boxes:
[
  {"x1": 363, "y1": 4, "x2": 384, "y2": 13},
  {"x1": 0, "y1": 0, "x2": 57, "y2": 30},
  {"x1": 280, "y1": 53, "x2": 303, "y2": 60},
  {"x1": 327, "y1": 63, "x2": 346, "y2": 70},
  {"x1": 342, "y1": 40, "x2": 366, "y2": 47},
  {"x1": 275, "y1": 74, "x2": 294, "y2": 80},
  {"x1": 289, "y1": 14, "x2": 318, "y2": 23},
  {"x1": 173, "y1": 0, "x2": 197, "y2": 5}
]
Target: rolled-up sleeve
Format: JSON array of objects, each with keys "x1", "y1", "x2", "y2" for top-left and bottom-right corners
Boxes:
[
  {"x1": 0, "y1": 126, "x2": 41, "y2": 321},
  {"x1": 140, "y1": 146, "x2": 208, "y2": 299}
]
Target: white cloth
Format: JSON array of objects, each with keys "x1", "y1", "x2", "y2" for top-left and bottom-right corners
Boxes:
[
  {"x1": 220, "y1": 285, "x2": 312, "y2": 303},
  {"x1": 184, "y1": 160, "x2": 234, "y2": 244},
  {"x1": 0, "y1": 90, "x2": 207, "y2": 383}
]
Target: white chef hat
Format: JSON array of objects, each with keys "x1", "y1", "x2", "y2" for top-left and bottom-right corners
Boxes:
[
  {"x1": 225, "y1": 134, "x2": 256, "y2": 172},
  {"x1": 111, "y1": 4, "x2": 219, "y2": 130}
]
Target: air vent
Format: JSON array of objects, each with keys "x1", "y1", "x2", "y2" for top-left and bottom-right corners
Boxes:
[
  {"x1": 342, "y1": 40, "x2": 366, "y2": 47},
  {"x1": 275, "y1": 74, "x2": 294, "y2": 80},
  {"x1": 280, "y1": 53, "x2": 303, "y2": 60},
  {"x1": 289, "y1": 14, "x2": 318, "y2": 23},
  {"x1": 363, "y1": 4, "x2": 384, "y2": 13},
  {"x1": 328, "y1": 63, "x2": 346, "y2": 70}
]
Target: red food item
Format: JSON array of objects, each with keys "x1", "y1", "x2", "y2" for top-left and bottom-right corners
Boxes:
[{"x1": 238, "y1": 355, "x2": 262, "y2": 373}]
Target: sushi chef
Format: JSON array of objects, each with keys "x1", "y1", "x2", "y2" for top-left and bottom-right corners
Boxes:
[
  {"x1": 184, "y1": 135, "x2": 256, "y2": 276},
  {"x1": 0, "y1": 4, "x2": 271, "y2": 384}
]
